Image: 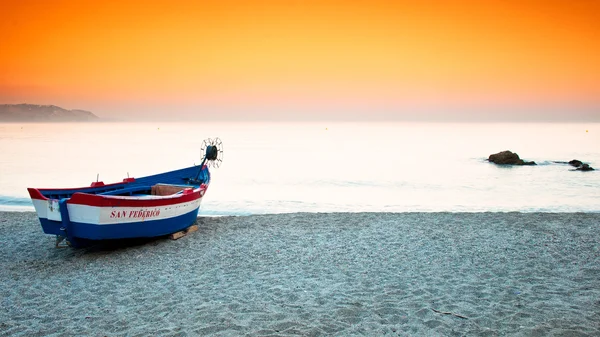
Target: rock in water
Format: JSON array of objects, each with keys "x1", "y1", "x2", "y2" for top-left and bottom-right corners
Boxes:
[
  {"x1": 488, "y1": 151, "x2": 536, "y2": 166},
  {"x1": 576, "y1": 164, "x2": 595, "y2": 171},
  {"x1": 568, "y1": 160, "x2": 583, "y2": 167}
]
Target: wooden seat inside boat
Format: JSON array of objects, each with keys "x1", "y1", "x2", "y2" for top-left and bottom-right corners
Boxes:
[{"x1": 151, "y1": 184, "x2": 190, "y2": 196}]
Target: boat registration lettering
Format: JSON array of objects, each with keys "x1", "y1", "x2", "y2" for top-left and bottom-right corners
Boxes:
[{"x1": 110, "y1": 209, "x2": 161, "y2": 219}]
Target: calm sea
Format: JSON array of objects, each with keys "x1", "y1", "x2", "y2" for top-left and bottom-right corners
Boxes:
[{"x1": 0, "y1": 121, "x2": 598, "y2": 214}]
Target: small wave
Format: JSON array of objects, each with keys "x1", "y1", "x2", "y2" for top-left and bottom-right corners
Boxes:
[
  {"x1": 0, "y1": 195, "x2": 32, "y2": 206},
  {"x1": 198, "y1": 209, "x2": 254, "y2": 216}
]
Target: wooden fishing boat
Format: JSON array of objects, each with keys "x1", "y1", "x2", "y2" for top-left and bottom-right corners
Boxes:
[{"x1": 27, "y1": 138, "x2": 223, "y2": 247}]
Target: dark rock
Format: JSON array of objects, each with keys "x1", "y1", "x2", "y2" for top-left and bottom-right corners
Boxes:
[
  {"x1": 576, "y1": 164, "x2": 595, "y2": 171},
  {"x1": 565, "y1": 159, "x2": 594, "y2": 171},
  {"x1": 568, "y1": 160, "x2": 583, "y2": 167},
  {"x1": 488, "y1": 151, "x2": 536, "y2": 166}
]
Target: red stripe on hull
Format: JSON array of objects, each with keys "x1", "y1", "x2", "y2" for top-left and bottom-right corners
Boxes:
[
  {"x1": 67, "y1": 186, "x2": 207, "y2": 207},
  {"x1": 27, "y1": 188, "x2": 48, "y2": 201}
]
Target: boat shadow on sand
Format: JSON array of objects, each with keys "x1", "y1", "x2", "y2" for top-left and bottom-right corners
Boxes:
[
  {"x1": 73, "y1": 236, "x2": 166, "y2": 253},
  {"x1": 61, "y1": 218, "x2": 221, "y2": 253}
]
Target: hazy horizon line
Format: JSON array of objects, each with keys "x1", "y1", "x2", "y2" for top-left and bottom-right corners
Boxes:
[{"x1": 2, "y1": 117, "x2": 599, "y2": 124}]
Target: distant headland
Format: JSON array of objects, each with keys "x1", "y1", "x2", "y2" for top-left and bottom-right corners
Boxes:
[{"x1": 0, "y1": 104, "x2": 99, "y2": 122}]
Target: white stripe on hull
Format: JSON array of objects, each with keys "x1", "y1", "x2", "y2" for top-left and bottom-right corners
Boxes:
[
  {"x1": 32, "y1": 197, "x2": 203, "y2": 225},
  {"x1": 32, "y1": 199, "x2": 48, "y2": 218}
]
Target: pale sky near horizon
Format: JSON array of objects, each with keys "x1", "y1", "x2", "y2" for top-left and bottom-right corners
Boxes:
[{"x1": 1, "y1": 0, "x2": 599, "y2": 121}]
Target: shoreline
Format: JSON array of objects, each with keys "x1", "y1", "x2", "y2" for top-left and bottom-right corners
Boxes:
[
  {"x1": 1, "y1": 211, "x2": 599, "y2": 336},
  {"x1": 3, "y1": 206, "x2": 600, "y2": 214}
]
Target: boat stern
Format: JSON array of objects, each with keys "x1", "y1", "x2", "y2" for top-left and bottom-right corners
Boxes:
[{"x1": 27, "y1": 188, "x2": 68, "y2": 236}]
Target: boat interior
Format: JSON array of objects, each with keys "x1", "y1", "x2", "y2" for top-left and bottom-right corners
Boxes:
[
  {"x1": 38, "y1": 183, "x2": 194, "y2": 200},
  {"x1": 33, "y1": 165, "x2": 208, "y2": 200}
]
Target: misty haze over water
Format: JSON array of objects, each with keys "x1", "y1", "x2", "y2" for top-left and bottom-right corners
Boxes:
[{"x1": 0, "y1": 121, "x2": 598, "y2": 214}]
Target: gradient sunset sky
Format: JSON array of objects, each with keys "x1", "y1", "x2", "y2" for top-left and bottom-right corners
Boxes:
[{"x1": 1, "y1": 0, "x2": 598, "y2": 121}]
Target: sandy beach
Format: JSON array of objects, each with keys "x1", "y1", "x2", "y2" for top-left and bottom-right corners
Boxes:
[{"x1": 1, "y1": 211, "x2": 599, "y2": 336}]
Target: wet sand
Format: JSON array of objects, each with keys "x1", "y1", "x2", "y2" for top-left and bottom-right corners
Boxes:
[{"x1": 1, "y1": 211, "x2": 599, "y2": 336}]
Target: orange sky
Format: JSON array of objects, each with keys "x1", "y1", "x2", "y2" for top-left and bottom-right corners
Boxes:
[{"x1": 1, "y1": 0, "x2": 599, "y2": 121}]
